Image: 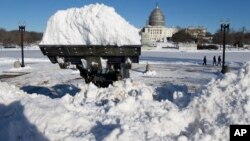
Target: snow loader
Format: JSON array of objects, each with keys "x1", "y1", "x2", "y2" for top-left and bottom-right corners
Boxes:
[{"x1": 39, "y1": 45, "x2": 141, "y2": 87}]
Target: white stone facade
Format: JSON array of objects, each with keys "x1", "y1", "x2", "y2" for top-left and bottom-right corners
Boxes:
[{"x1": 141, "y1": 26, "x2": 177, "y2": 42}]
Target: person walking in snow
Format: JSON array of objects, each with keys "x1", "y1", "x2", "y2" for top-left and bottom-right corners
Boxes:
[
  {"x1": 203, "y1": 56, "x2": 207, "y2": 65},
  {"x1": 218, "y1": 56, "x2": 221, "y2": 66},
  {"x1": 213, "y1": 56, "x2": 217, "y2": 66}
]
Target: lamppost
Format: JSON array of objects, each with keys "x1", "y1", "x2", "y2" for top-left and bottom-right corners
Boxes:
[
  {"x1": 19, "y1": 23, "x2": 25, "y2": 67},
  {"x1": 220, "y1": 20, "x2": 230, "y2": 74}
]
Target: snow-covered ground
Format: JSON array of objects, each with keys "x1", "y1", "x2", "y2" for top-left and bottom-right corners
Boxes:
[{"x1": 1, "y1": 49, "x2": 250, "y2": 141}]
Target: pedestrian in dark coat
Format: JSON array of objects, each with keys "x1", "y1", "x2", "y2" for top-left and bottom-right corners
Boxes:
[
  {"x1": 203, "y1": 56, "x2": 207, "y2": 65},
  {"x1": 218, "y1": 56, "x2": 221, "y2": 66},
  {"x1": 213, "y1": 56, "x2": 217, "y2": 66}
]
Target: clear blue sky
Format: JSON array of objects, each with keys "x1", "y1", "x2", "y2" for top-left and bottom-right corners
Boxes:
[{"x1": 0, "y1": 0, "x2": 249, "y2": 33}]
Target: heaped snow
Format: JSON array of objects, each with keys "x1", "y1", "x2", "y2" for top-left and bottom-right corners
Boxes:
[
  {"x1": 1, "y1": 63, "x2": 250, "y2": 140},
  {"x1": 1, "y1": 49, "x2": 250, "y2": 140},
  {"x1": 40, "y1": 3, "x2": 141, "y2": 46}
]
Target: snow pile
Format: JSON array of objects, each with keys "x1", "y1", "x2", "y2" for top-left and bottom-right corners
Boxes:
[
  {"x1": 40, "y1": 3, "x2": 141, "y2": 46},
  {"x1": 1, "y1": 62, "x2": 250, "y2": 140},
  {"x1": 0, "y1": 79, "x2": 155, "y2": 140},
  {"x1": 143, "y1": 70, "x2": 157, "y2": 76},
  {"x1": 185, "y1": 62, "x2": 250, "y2": 140},
  {"x1": 4, "y1": 66, "x2": 32, "y2": 73},
  {"x1": 75, "y1": 79, "x2": 154, "y2": 103}
]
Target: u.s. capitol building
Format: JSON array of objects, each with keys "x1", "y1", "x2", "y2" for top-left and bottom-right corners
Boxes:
[{"x1": 140, "y1": 5, "x2": 178, "y2": 47}]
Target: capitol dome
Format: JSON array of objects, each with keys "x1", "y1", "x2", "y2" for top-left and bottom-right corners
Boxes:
[{"x1": 148, "y1": 5, "x2": 165, "y2": 26}]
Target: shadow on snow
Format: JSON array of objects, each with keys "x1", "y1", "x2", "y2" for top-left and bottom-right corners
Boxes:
[
  {"x1": 90, "y1": 121, "x2": 120, "y2": 141},
  {"x1": 20, "y1": 84, "x2": 80, "y2": 99},
  {"x1": 154, "y1": 83, "x2": 191, "y2": 108},
  {"x1": 0, "y1": 101, "x2": 49, "y2": 141}
]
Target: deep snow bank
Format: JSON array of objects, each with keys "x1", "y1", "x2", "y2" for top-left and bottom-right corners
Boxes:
[
  {"x1": 40, "y1": 3, "x2": 141, "y2": 46},
  {"x1": 185, "y1": 62, "x2": 250, "y2": 141},
  {"x1": 1, "y1": 63, "x2": 250, "y2": 140}
]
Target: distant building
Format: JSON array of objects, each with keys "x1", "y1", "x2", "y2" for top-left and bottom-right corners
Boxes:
[
  {"x1": 140, "y1": 5, "x2": 178, "y2": 47},
  {"x1": 185, "y1": 26, "x2": 213, "y2": 43},
  {"x1": 185, "y1": 26, "x2": 206, "y2": 39}
]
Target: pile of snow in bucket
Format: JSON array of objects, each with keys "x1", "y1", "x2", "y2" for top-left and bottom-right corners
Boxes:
[
  {"x1": 1, "y1": 62, "x2": 250, "y2": 140},
  {"x1": 40, "y1": 3, "x2": 141, "y2": 46}
]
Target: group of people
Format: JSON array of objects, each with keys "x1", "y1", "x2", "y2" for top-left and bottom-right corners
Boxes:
[{"x1": 203, "y1": 55, "x2": 221, "y2": 66}]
